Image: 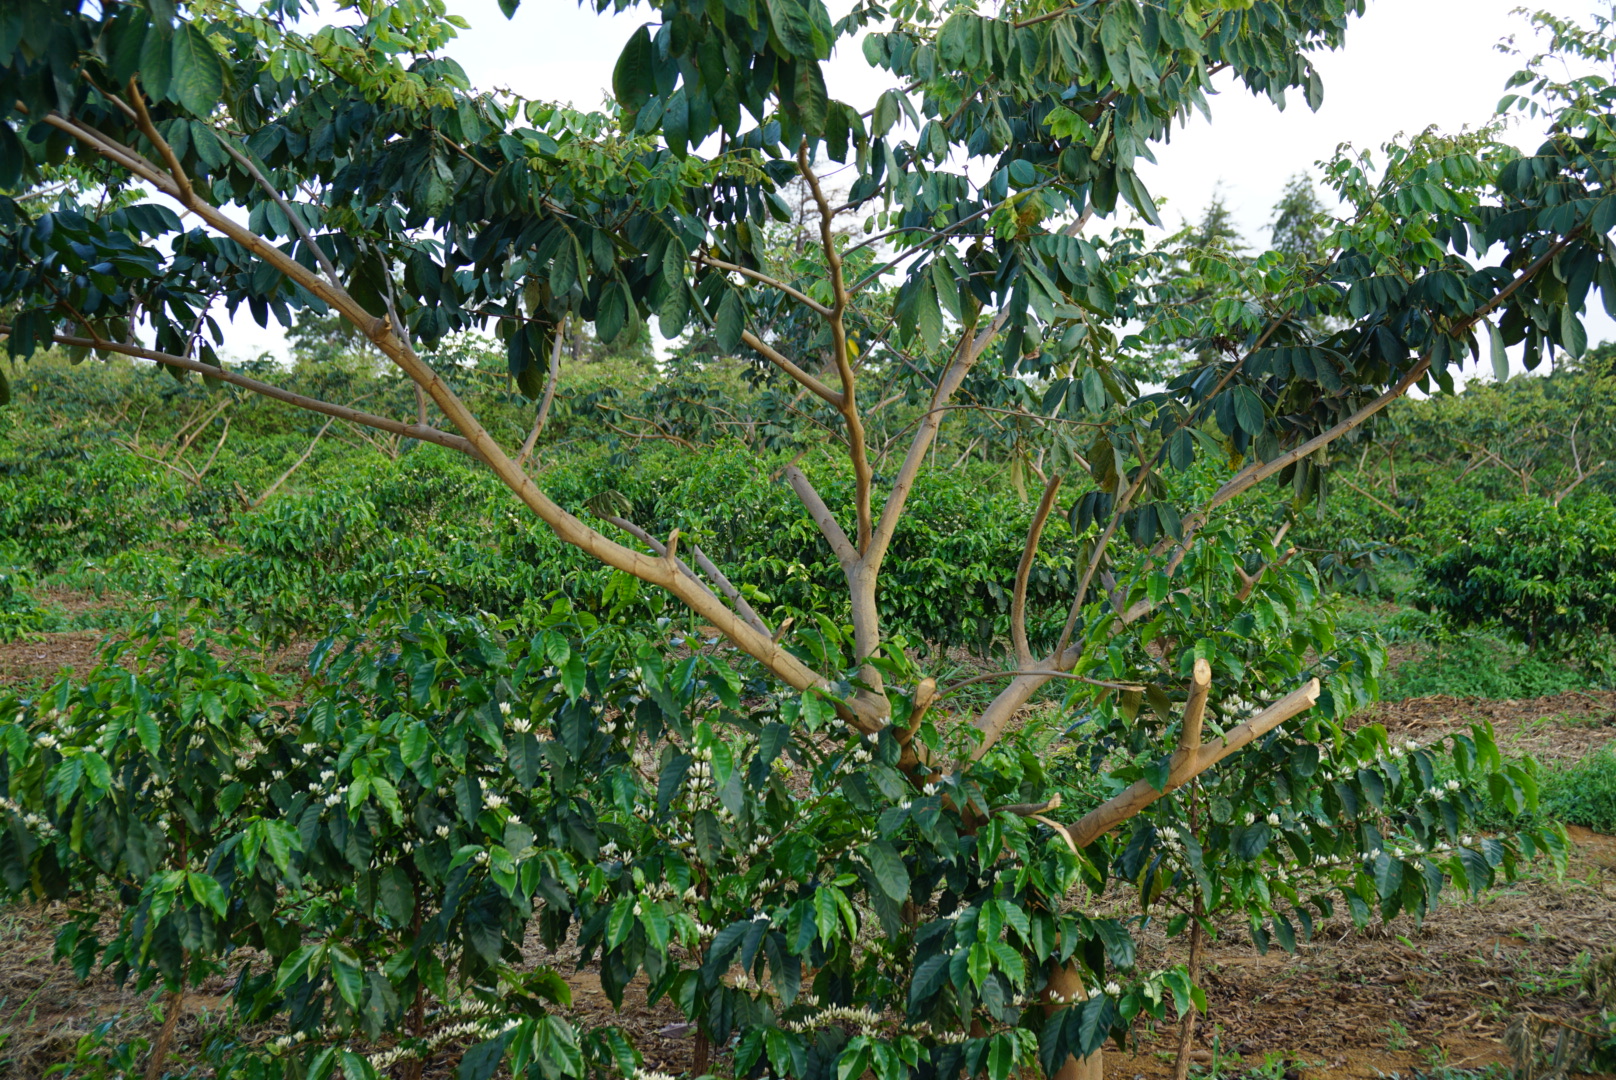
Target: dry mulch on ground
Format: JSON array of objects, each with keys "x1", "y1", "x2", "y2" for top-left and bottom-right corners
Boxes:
[
  {"x1": 1362, "y1": 690, "x2": 1616, "y2": 770},
  {"x1": 1112, "y1": 829, "x2": 1616, "y2": 1080}
]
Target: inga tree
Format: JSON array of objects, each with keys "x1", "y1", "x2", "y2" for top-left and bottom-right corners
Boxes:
[{"x1": 0, "y1": 0, "x2": 1612, "y2": 1077}]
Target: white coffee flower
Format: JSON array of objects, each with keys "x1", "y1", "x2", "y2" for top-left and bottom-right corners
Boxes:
[
  {"x1": 1104, "y1": 981, "x2": 1121, "y2": 996},
  {"x1": 499, "y1": 702, "x2": 512, "y2": 716}
]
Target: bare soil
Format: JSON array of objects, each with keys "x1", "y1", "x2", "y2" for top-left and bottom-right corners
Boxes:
[
  {"x1": 0, "y1": 615, "x2": 320, "y2": 690},
  {"x1": 1113, "y1": 829, "x2": 1616, "y2": 1079},
  {"x1": 1363, "y1": 690, "x2": 1616, "y2": 769},
  {"x1": 0, "y1": 629, "x2": 108, "y2": 686}
]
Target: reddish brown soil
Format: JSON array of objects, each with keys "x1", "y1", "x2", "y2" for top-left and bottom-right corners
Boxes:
[
  {"x1": 0, "y1": 620, "x2": 319, "y2": 689},
  {"x1": 1112, "y1": 832, "x2": 1616, "y2": 1079},
  {"x1": 0, "y1": 629, "x2": 107, "y2": 685},
  {"x1": 1364, "y1": 690, "x2": 1616, "y2": 769}
]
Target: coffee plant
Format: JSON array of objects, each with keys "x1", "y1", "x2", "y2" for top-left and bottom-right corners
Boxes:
[
  {"x1": 1, "y1": 0, "x2": 1611, "y2": 1076},
  {"x1": 1421, "y1": 494, "x2": 1616, "y2": 668},
  {"x1": 0, "y1": 524, "x2": 1563, "y2": 1076}
]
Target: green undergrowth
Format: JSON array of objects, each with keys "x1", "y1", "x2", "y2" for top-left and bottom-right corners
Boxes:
[
  {"x1": 1383, "y1": 633, "x2": 1602, "y2": 701},
  {"x1": 1540, "y1": 746, "x2": 1616, "y2": 834},
  {"x1": 0, "y1": 551, "x2": 45, "y2": 644},
  {"x1": 1460, "y1": 743, "x2": 1616, "y2": 836}
]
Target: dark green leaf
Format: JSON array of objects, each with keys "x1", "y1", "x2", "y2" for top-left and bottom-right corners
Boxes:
[
  {"x1": 612, "y1": 26, "x2": 655, "y2": 111},
  {"x1": 169, "y1": 23, "x2": 224, "y2": 117},
  {"x1": 716, "y1": 290, "x2": 745, "y2": 353},
  {"x1": 865, "y1": 840, "x2": 908, "y2": 901},
  {"x1": 460, "y1": 1033, "x2": 512, "y2": 1080}
]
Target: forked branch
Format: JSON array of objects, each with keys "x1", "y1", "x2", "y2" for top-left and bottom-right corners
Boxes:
[
  {"x1": 36, "y1": 108, "x2": 875, "y2": 729},
  {"x1": 1011, "y1": 474, "x2": 1063, "y2": 667},
  {"x1": 598, "y1": 513, "x2": 773, "y2": 639},
  {"x1": 1063, "y1": 677, "x2": 1319, "y2": 849}
]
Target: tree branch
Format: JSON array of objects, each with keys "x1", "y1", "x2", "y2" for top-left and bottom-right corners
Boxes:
[
  {"x1": 994, "y1": 793, "x2": 1063, "y2": 818},
  {"x1": 37, "y1": 111, "x2": 871, "y2": 728},
  {"x1": 740, "y1": 330, "x2": 843, "y2": 408},
  {"x1": 1179, "y1": 658, "x2": 1212, "y2": 758},
  {"x1": 5, "y1": 327, "x2": 478, "y2": 456},
  {"x1": 125, "y1": 78, "x2": 193, "y2": 204},
  {"x1": 1012, "y1": 473, "x2": 1063, "y2": 668},
  {"x1": 784, "y1": 465, "x2": 858, "y2": 568},
  {"x1": 518, "y1": 320, "x2": 564, "y2": 470},
  {"x1": 698, "y1": 253, "x2": 834, "y2": 317},
  {"x1": 939, "y1": 669, "x2": 1145, "y2": 696},
  {"x1": 216, "y1": 135, "x2": 341, "y2": 286},
  {"x1": 1063, "y1": 678, "x2": 1319, "y2": 849},
  {"x1": 247, "y1": 417, "x2": 334, "y2": 509},
  {"x1": 599, "y1": 514, "x2": 773, "y2": 639},
  {"x1": 1165, "y1": 357, "x2": 1432, "y2": 577},
  {"x1": 866, "y1": 308, "x2": 1009, "y2": 573},
  {"x1": 798, "y1": 144, "x2": 874, "y2": 553}
]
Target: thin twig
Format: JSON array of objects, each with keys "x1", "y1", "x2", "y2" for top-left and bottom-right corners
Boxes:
[
  {"x1": 1012, "y1": 474, "x2": 1063, "y2": 669},
  {"x1": 518, "y1": 320, "x2": 565, "y2": 470},
  {"x1": 939, "y1": 669, "x2": 1145, "y2": 696}
]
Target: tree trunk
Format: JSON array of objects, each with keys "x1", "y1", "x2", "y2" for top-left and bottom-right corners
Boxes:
[
  {"x1": 1171, "y1": 904, "x2": 1207, "y2": 1080},
  {"x1": 1044, "y1": 963, "x2": 1103, "y2": 1080},
  {"x1": 145, "y1": 988, "x2": 184, "y2": 1080},
  {"x1": 1173, "y1": 783, "x2": 1208, "y2": 1080}
]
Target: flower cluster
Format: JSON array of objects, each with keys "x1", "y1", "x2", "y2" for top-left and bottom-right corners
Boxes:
[
  {"x1": 0, "y1": 794, "x2": 57, "y2": 839},
  {"x1": 782, "y1": 1004, "x2": 882, "y2": 1034}
]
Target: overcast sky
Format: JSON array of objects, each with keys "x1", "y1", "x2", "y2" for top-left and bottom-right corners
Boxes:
[{"x1": 224, "y1": 0, "x2": 1614, "y2": 371}]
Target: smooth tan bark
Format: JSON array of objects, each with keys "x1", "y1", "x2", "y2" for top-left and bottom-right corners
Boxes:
[
  {"x1": 1065, "y1": 679, "x2": 1319, "y2": 849},
  {"x1": 1044, "y1": 964, "x2": 1104, "y2": 1080}
]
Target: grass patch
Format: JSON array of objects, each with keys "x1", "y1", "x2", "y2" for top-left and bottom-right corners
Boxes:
[
  {"x1": 1383, "y1": 633, "x2": 1599, "y2": 700},
  {"x1": 1540, "y1": 746, "x2": 1616, "y2": 834},
  {"x1": 1334, "y1": 598, "x2": 1441, "y2": 644}
]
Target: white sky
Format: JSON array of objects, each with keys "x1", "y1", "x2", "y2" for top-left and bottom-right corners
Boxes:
[{"x1": 224, "y1": 0, "x2": 1615, "y2": 373}]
